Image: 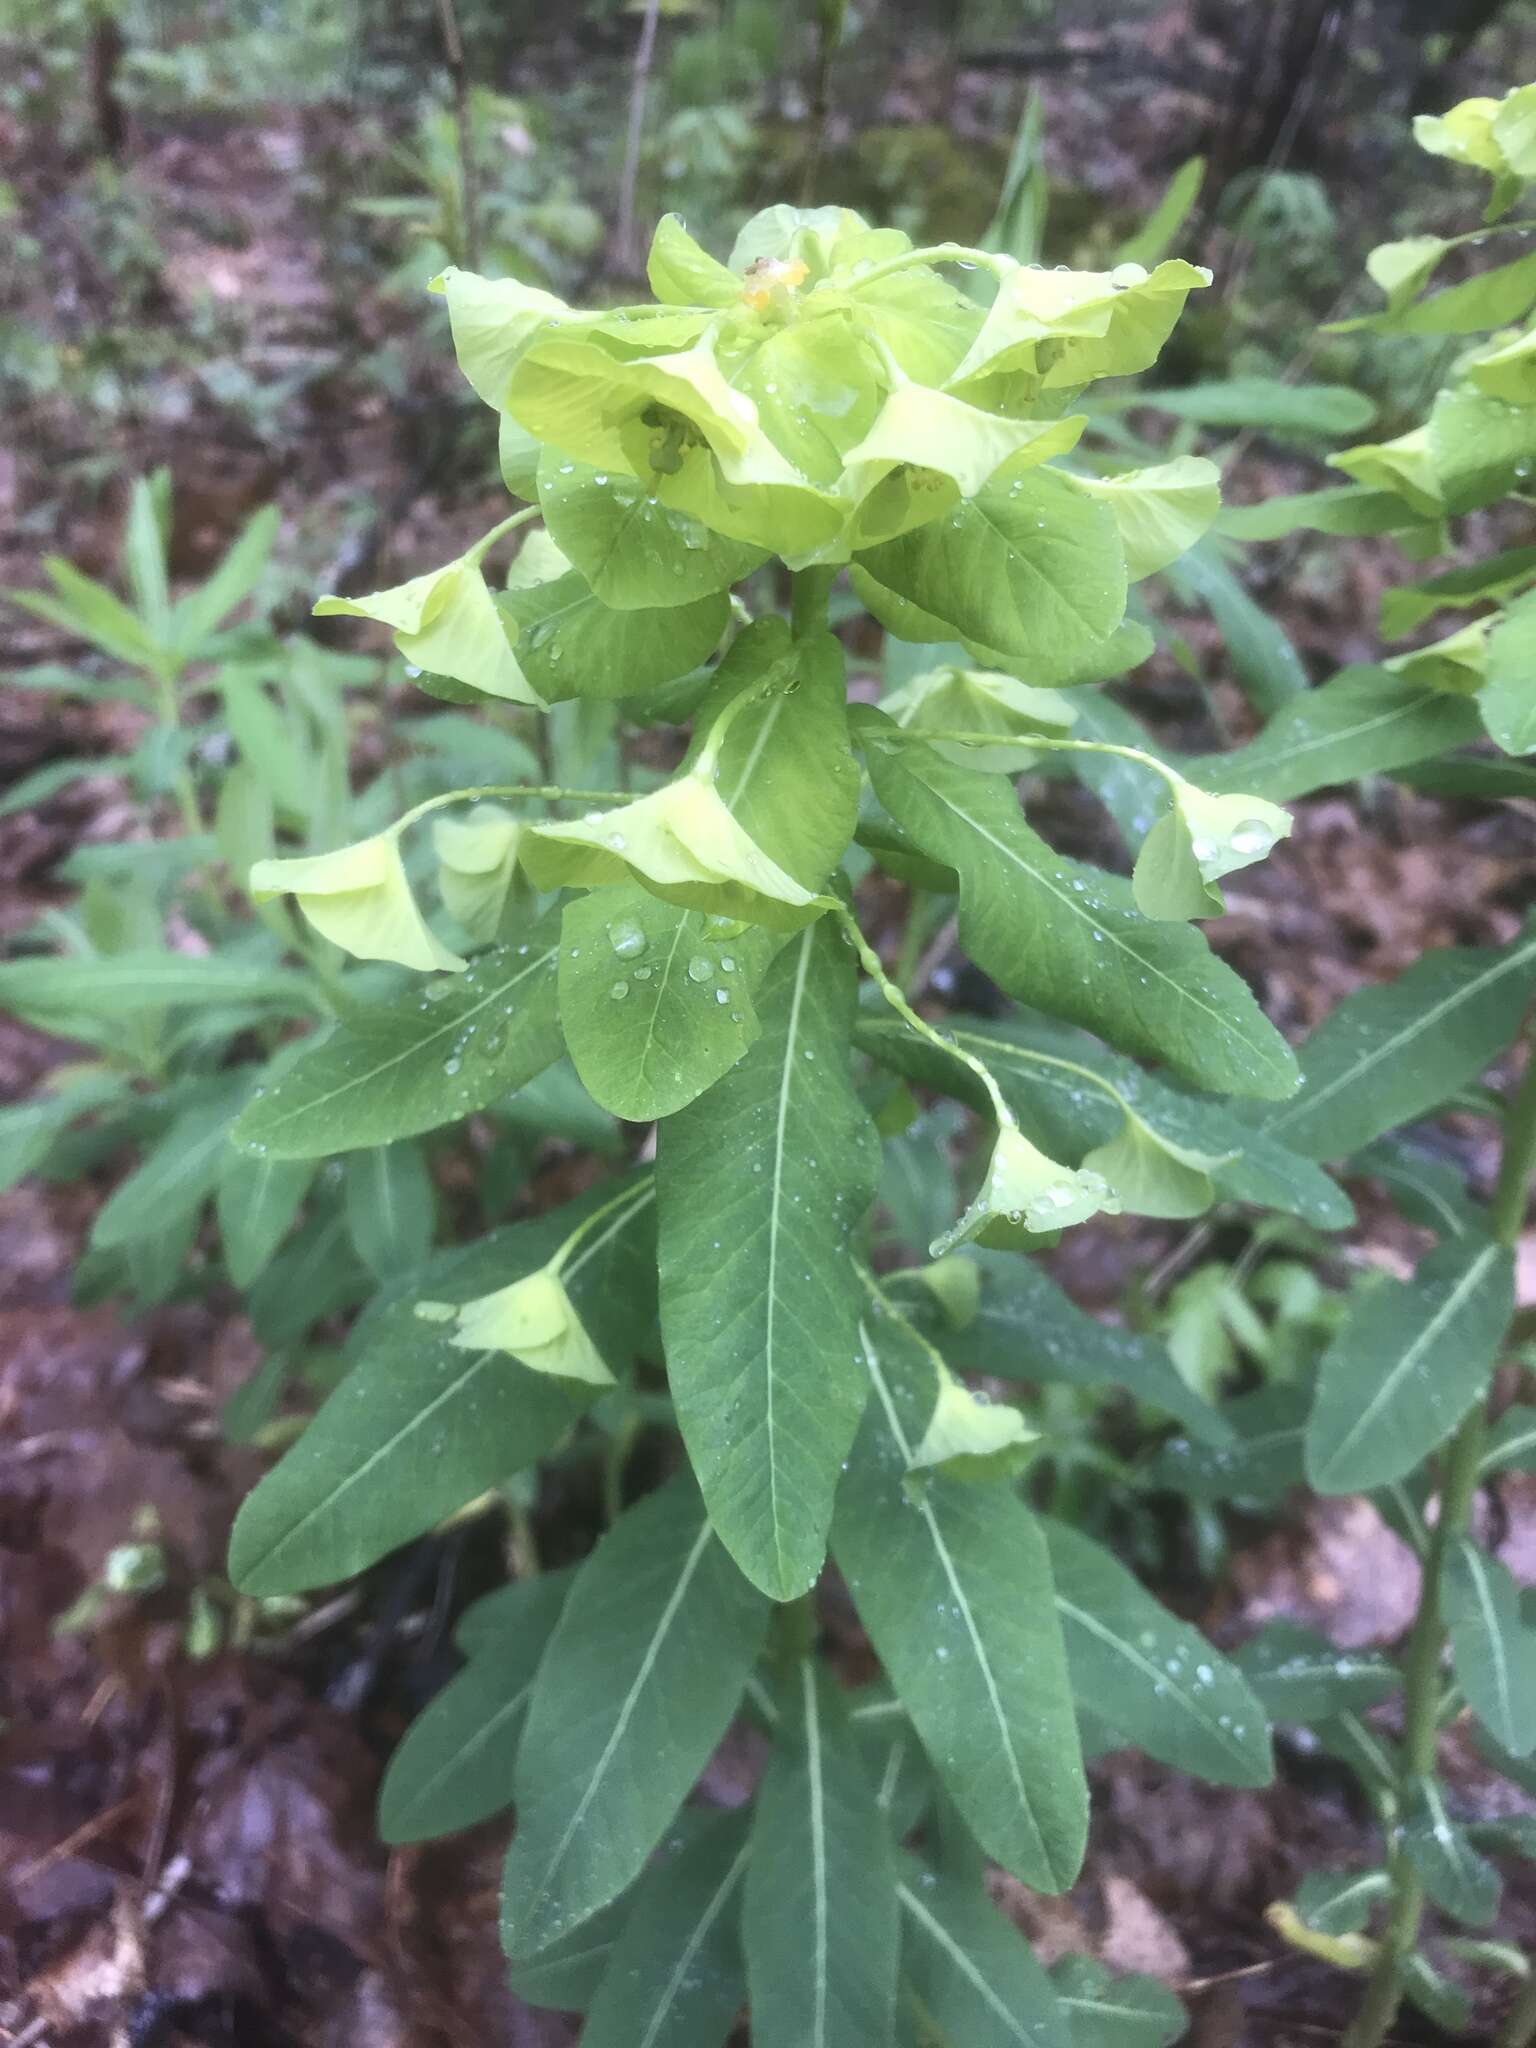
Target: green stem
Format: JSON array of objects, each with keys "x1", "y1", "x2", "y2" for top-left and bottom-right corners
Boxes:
[
  {"x1": 1344, "y1": 1031, "x2": 1536, "y2": 2048},
  {"x1": 548, "y1": 1175, "x2": 655, "y2": 1277},
  {"x1": 891, "y1": 887, "x2": 932, "y2": 996},
  {"x1": 828, "y1": 899, "x2": 1015, "y2": 1133},
  {"x1": 918, "y1": 729, "x2": 1187, "y2": 796},
  {"x1": 791, "y1": 564, "x2": 836, "y2": 639},
  {"x1": 1498, "y1": 1971, "x2": 1536, "y2": 2048},
  {"x1": 382, "y1": 780, "x2": 637, "y2": 840},
  {"x1": 844, "y1": 242, "x2": 1009, "y2": 295},
  {"x1": 462, "y1": 504, "x2": 539, "y2": 567}
]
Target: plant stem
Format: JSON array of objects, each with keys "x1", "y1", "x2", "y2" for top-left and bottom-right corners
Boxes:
[
  {"x1": 462, "y1": 504, "x2": 539, "y2": 566},
  {"x1": 1344, "y1": 1030, "x2": 1536, "y2": 2048},
  {"x1": 1498, "y1": 1970, "x2": 1536, "y2": 2048},
  {"x1": 791, "y1": 565, "x2": 836, "y2": 638},
  {"x1": 615, "y1": 0, "x2": 661, "y2": 274},
  {"x1": 434, "y1": 0, "x2": 480, "y2": 272},
  {"x1": 828, "y1": 900, "x2": 1015, "y2": 1134}
]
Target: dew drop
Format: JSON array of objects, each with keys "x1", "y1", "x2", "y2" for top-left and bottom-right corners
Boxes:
[{"x1": 687, "y1": 955, "x2": 714, "y2": 982}]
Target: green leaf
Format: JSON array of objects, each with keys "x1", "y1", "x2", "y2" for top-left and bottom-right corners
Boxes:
[
  {"x1": 855, "y1": 465, "x2": 1127, "y2": 684},
  {"x1": 343, "y1": 1140, "x2": 435, "y2": 1276},
  {"x1": 899, "y1": 1864, "x2": 1069, "y2": 2048},
  {"x1": 1131, "y1": 784, "x2": 1290, "y2": 923},
  {"x1": 1305, "y1": 1238, "x2": 1515, "y2": 1494},
  {"x1": 1289, "y1": 1868, "x2": 1391, "y2": 1937},
  {"x1": 0, "y1": 950, "x2": 321, "y2": 1025},
  {"x1": 647, "y1": 212, "x2": 741, "y2": 305},
  {"x1": 1115, "y1": 154, "x2": 1204, "y2": 268},
  {"x1": 1075, "y1": 457, "x2": 1220, "y2": 579},
  {"x1": 251, "y1": 831, "x2": 465, "y2": 973},
  {"x1": 501, "y1": 1475, "x2": 769, "y2": 1958},
  {"x1": 581, "y1": 1810, "x2": 750, "y2": 2048},
  {"x1": 1128, "y1": 377, "x2": 1375, "y2": 438},
  {"x1": 499, "y1": 567, "x2": 728, "y2": 703},
  {"x1": 1255, "y1": 915, "x2": 1536, "y2": 1161},
  {"x1": 1484, "y1": 593, "x2": 1536, "y2": 754},
  {"x1": 1441, "y1": 1535, "x2": 1536, "y2": 1756},
  {"x1": 937, "y1": 1249, "x2": 1232, "y2": 1444},
  {"x1": 861, "y1": 1013, "x2": 1350, "y2": 1230},
  {"x1": 1040, "y1": 1517, "x2": 1272, "y2": 1787},
  {"x1": 377, "y1": 1571, "x2": 570, "y2": 1844},
  {"x1": 701, "y1": 622, "x2": 861, "y2": 892},
  {"x1": 316, "y1": 555, "x2": 540, "y2": 706},
  {"x1": 91, "y1": 1096, "x2": 236, "y2": 1251},
  {"x1": 658, "y1": 919, "x2": 878, "y2": 1599},
  {"x1": 1480, "y1": 1405, "x2": 1536, "y2": 1475},
  {"x1": 1428, "y1": 380, "x2": 1536, "y2": 513},
  {"x1": 1400, "y1": 1775, "x2": 1502, "y2": 1926},
  {"x1": 0, "y1": 757, "x2": 101, "y2": 820},
  {"x1": 1379, "y1": 543, "x2": 1536, "y2": 637},
  {"x1": 1146, "y1": 1382, "x2": 1310, "y2": 1504},
  {"x1": 833, "y1": 1308, "x2": 1087, "y2": 1892},
  {"x1": 0, "y1": 1073, "x2": 127, "y2": 1195},
  {"x1": 538, "y1": 451, "x2": 767, "y2": 607},
  {"x1": 859, "y1": 715, "x2": 1298, "y2": 1100},
  {"x1": 16, "y1": 556, "x2": 159, "y2": 668},
  {"x1": 1230, "y1": 1622, "x2": 1399, "y2": 1722},
  {"x1": 1164, "y1": 541, "x2": 1307, "y2": 713},
  {"x1": 744, "y1": 1663, "x2": 900, "y2": 2048},
  {"x1": 228, "y1": 1182, "x2": 653, "y2": 1593},
  {"x1": 558, "y1": 884, "x2": 779, "y2": 1121},
  {"x1": 950, "y1": 256, "x2": 1210, "y2": 396},
  {"x1": 216, "y1": 1147, "x2": 316, "y2": 1287},
  {"x1": 233, "y1": 916, "x2": 564, "y2": 1157},
  {"x1": 172, "y1": 504, "x2": 279, "y2": 654},
  {"x1": 1219, "y1": 485, "x2": 1420, "y2": 542},
  {"x1": 1049, "y1": 1955, "x2": 1185, "y2": 2048},
  {"x1": 247, "y1": 1212, "x2": 370, "y2": 1347}
]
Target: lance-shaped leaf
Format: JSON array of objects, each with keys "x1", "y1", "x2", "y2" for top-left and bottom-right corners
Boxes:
[
  {"x1": 1305, "y1": 1237, "x2": 1514, "y2": 1494},
  {"x1": 315, "y1": 556, "x2": 540, "y2": 705},
  {"x1": 1188, "y1": 664, "x2": 1482, "y2": 804},
  {"x1": 558, "y1": 883, "x2": 780, "y2": 1121},
  {"x1": 1074, "y1": 456, "x2": 1220, "y2": 578},
  {"x1": 1254, "y1": 913, "x2": 1536, "y2": 1161},
  {"x1": 1147, "y1": 1382, "x2": 1309, "y2": 1504},
  {"x1": 898, "y1": 1862, "x2": 1069, "y2": 2048},
  {"x1": 930, "y1": 1121, "x2": 1119, "y2": 1258},
  {"x1": 216, "y1": 1147, "x2": 316, "y2": 1286},
  {"x1": 855, "y1": 464, "x2": 1127, "y2": 684},
  {"x1": 937, "y1": 1249, "x2": 1232, "y2": 1445},
  {"x1": 1049, "y1": 1955, "x2": 1186, "y2": 2048},
  {"x1": 251, "y1": 832, "x2": 464, "y2": 974},
  {"x1": 536, "y1": 450, "x2": 766, "y2": 608},
  {"x1": 344, "y1": 1139, "x2": 434, "y2": 1277},
  {"x1": 433, "y1": 803, "x2": 523, "y2": 942},
  {"x1": 1230, "y1": 1622, "x2": 1398, "y2": 1723},
  {"x1": 581, "y1": 1810, "x2": 750, "y2": 2048},
  {"x1": 425, "y1": 1261, "x2": 615, "y2": 1386},
  {"x1": 1481, "y1": 1405, "x2": 1536, "y2": 1475},
  {"x1": 232, "y1": 914, "x2": 564, "y2": 1157},
  {"x1": 1400, "y1": 1774, "x2": 1502, "y2": 1927},
  {"x1": 744, "y1": 1663, "x2": 900, "y2": 2048},
  {"x1": 833, "y1": 1307, "x2": 1087, "y2": 1892},
  {"x1": 501, "y1": 1475, "x2": 769, "y2": 1958},
  {"x1": 657, "y1": 917, "x2": 878, "y2": 1599},
  {"x1": 378, "y1": 1570, "x2": 570, "y2": 1844},
  {"x1": 1132, "y1": 784, "x2": 1291, "y2": 921},
  {"x1": 524, "y1": 772, "x2": 820, "y2": 931},
  {"x1": 859, "y1": 713, "x2": 1298, "y2": 1099},
  {"x1": 859, "y1": 1013, "x2": 1349, "y2": 1230},
  {"x1": 882, "y1": 663, "x2": 1078, "y2": 773},
  {"x1": 228, "y1": 1181, "x2": 653, "y2": 1594},
  {"x1": 1484, "y1": 592, "x2": 1536, "y2": 755},
  {"x1": 1040, "y1": 1517, "x2": 1272, "y2": 1788},
  {"x1": 91, "y1": 1095, "x2": 238, "y2": 1252},
  {"x1": 1442, "y1": 1535, "x2": 1536, "y2": 1756},
  {"x1": 948, "y1": 257, "x2": 1211, "y2": 395}
]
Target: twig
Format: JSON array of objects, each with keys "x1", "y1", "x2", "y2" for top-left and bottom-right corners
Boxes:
[
  {"x1": 616, "y1": 0, "x2": 662, "y2": 276},
  {"x1": 434, "y1": 0, "x2": 480, "y2": 273}
]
